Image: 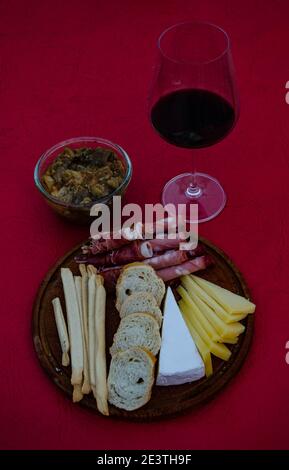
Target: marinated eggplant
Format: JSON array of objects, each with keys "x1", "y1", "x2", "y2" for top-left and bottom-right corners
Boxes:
[{"x1": 42, "y1": 146, "x2": 125, "y2": 206}]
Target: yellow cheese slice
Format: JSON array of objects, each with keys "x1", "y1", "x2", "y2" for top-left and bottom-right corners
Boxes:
[
  {"x1": 178, "y1": 302, "x2": 213, "y2": 377},
  {"x1": 191, "y1": 275, "x2": 256, "y2": 315},
  {"x1": 220, "y1": 336, "x2": 238, "y2": 345},
  {"x1": 177, "y1": 285, "x2": 220, "y2": 342},
  {"x1": 181, "y1": 276, "x2": 248, "y2": 322},
  {"x1": 179, "y1": 300, "x2": 231, "y2": 361},
  {"x1": 186, "y1": 288, "x2": 245, "y2": 340}
]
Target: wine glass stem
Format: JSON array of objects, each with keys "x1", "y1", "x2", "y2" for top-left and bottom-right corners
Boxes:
[{"x1": 186, "y1": 150, "x2": 202, "y2": 198}]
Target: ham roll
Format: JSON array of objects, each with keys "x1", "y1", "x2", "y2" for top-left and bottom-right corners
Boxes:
[
  {"x1": 143, "y1": 246, "x2": 204, "y2": 270},
  {"x1": 143, "y1": 249, "x2": 188, "y2": 269},
  {"x1": 97, "y1": 254, "x2": 212, "y2": 289},
  {"x1": 156, "y1": 256, "x2": 213, "y2": 282},
  {"x1": 76, "y1": 240, "x2": 153, "y2": 267},
  {"x1": 149, "y1": 236, "x2": 185, "y2": 253},
  {"x1": 83, "y1": 217, "x2": 185, "y2": 255},
  {"x1": 82, "y1": 237, "x2": 131, "y2": 255},
  {"x1": 98, "y1": 266, "x2": 122, "y2": 290}
]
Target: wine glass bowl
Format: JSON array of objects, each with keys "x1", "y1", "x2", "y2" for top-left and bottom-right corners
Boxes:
[{"x1": 149, "y1": 22, "x2": 239, "y2": 222}]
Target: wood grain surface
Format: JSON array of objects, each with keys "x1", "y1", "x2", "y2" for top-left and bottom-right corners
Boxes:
[{"x1": 32, "y1": 237, "x2": 254, "y2": 421}]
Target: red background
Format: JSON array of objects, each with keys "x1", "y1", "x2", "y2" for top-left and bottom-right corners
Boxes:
[{"x1": 1, "y1": 0, "x2": 289, "y2": 450}]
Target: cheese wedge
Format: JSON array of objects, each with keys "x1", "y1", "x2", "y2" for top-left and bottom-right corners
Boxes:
[
  {"x1": 179, "y1": 300, "x2": 232, "y2": 361},
  {"x1": 156, "y1": 287, "x2": 205, "y2": 386},
  {"x1": 190, "y1": 292, "x2": 245, "y2": 340},
  {"x1": 177, "y1": 285, "x2": 220, "y2": 342},
  {"x1": 191, "y1": 275, "x2": 256, "y2": 315},
  {"x1": 221, "y1": 336, "x2": 238, "y2": 345},
  {"x1": 181, "y1": 276, "x2": 247, "y2": 323},
  {"x1": 179, "y1": 302, "x2": 213, "y2": 377}
]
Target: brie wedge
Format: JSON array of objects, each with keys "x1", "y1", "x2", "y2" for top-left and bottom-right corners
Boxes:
[{"x1": 156, "y1": 287, "x2": 205, "y2": 386}]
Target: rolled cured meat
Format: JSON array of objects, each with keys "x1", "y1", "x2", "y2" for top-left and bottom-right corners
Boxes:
[
  {"x1": 97, "y1": 253, "x2": 211, "y2": 288},
  {"x1": 76, "y1": 240, "x2": 153, "y2": 267},
  {"x1": 82, "y1": 237, "x2": 130, "y2": 255},
  {"x1": 83, "y1": 218, "x2": 183, "y2": 255},
  {"x1": 149, "y1": 236, "x2": 185, "y2": 253},
  {"x1": 83, "y1": 225, "x2": 144, "y2": 254},
  {"x1": 99, "y1": 266, "x2": 122, "y2": 289},
  {"x1": 156, "y1": 256, "x2": 213, "y2": 282},
  {"x1": 143, "y1": 246, "x2": 205, "y2": 270}
]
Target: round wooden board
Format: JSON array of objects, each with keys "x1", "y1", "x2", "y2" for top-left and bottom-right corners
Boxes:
[{"x1": 32, "y1": 237, "x2": 254, "y2": 421}]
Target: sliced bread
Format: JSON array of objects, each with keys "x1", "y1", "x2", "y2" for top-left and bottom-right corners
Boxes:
[
  {"x1": 110, "y1": 313, "x2": 161, "y2": 356},
  {"x1": 107, "y1": 347, "x2": 156, "y2": 411},
  {"x1": 116, "y1": 263, "x2": 165, "y2": 311},
  {"x1": 120, "y1": 292, "x2": 163, "y2": 326}
]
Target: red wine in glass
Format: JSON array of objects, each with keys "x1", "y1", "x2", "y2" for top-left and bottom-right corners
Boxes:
[
  {"x1": 149, "y1": 22, "x2": 239, "y2": 222},
  {"x1": 151, "y1": 89, "x2": 235, "y2": 148}
]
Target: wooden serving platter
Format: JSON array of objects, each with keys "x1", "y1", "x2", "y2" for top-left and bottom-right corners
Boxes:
[{"x1": 32, "y1": 237, "x2": 254, "y2": 420}]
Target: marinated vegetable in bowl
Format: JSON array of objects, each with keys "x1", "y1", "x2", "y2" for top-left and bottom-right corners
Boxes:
[{"x1": 42, "y1": 146, "x2": 126, "y2": 206}]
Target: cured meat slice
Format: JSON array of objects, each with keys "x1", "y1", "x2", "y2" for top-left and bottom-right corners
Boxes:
[
  {"x1": 83, "y1": 237, "x2": 130, "y2": 255},
  {"x1": 149, "y1": 236, "x2": 185, "y2": 253},
  {"x1": 156, "y1": 256, "x2": 213, "y2": 282},
  {"x1": 98, "y1": 266, "x2": 122, "y2": 289},
  {"x1": 144, "y1": 250, "x2": 187, "y2": 270},
  {"x1": 143, "y1": 246, "x2": 205, "y2": 270},
  {"x1": 77, "y1": 241, "x2": 153, "y2": 267}
]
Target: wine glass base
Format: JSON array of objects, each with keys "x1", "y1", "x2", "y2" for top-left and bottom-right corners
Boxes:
[{"x1": 162, "y1": 172, "x2": 226, "y2": 223}]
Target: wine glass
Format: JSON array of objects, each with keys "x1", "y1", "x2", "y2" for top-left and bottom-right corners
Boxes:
[{"x1": 149, "y1": 22, "x2": 239, "y2": 222}]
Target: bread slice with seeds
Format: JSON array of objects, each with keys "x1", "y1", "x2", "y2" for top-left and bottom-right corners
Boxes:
[
  {"x1": 107, "y1": 347, "x2": 156, "y2": 411},
  {"x1": 115, "y1": 263, "x2": 165, "y2": 311},
  {"x1": 110, "y1": 312, "x2": 161, "y2": 356},
  {"x1": 120, "y1": 292, "x2": 163, "y2": 326}
]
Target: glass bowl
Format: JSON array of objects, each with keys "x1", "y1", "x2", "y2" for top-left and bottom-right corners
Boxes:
[{"x1": 34, "y1": 136, "x2": 132, "y2": 224}]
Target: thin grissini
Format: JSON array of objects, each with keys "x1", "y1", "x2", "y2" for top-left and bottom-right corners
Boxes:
[
  {"x1": 88, "y1": 272, "x2": 96, "y2": 397},
  {"x1": 94, "y1": 275, "x2": 109, "y2": 416},
  {"x1": 79, "y1": 264, "x2": 91, "y2": 393},
  {"x1": 87, "y1": 264, "x2": 97, "y2": 276},
  {"x1": 74, "y1": 275, "x2": 90, "y2": 395},
  {"x1": 60, "y1": 268, "x2": 84, "y2": 403},
  {"x1": 52, "y1": 297, "x2": 70, "y2": 367},
  {"x1": 79, "y1": 264, "x2": 89, "y2": 352}
]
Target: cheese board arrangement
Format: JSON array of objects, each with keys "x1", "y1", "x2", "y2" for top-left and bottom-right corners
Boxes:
[{"x1": 33, "y1": 232, "x2": 255, "y2": 420}]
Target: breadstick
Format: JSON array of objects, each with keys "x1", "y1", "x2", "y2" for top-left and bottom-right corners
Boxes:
[
  {"x1": 88, "y1": 273, "x2": 96, "y2": 397},
  {"x1": 79, "y1": 264, "x2": 89, "y2": 349},
  {"x1": 79, "y1": 264, "x2": 90, "y2": 394},
  {"x1": 87, "y1": 264, "x2": 97, "y2": 276},
  {"x1": 74, "y1": 276, "x2": 90, "y2": 395},
  {"x1": 94, "y1": 275, "x2": 109, "y2": 416},
  {"x1": 52, "y1": 297, "x2": 70, "y2": 366},
  {"x1": 61, "y1": 268, "x2": 84, "y2": 402}
]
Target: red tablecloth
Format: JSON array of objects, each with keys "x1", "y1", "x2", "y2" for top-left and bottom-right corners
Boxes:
[{"x1": 1, "y1": 0, "x2": 289, "y2": 450}]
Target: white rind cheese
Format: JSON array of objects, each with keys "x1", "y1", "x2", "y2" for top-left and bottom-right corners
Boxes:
[{"x1": 156, "y1": 287, "x2": 205, "y2": 386}]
